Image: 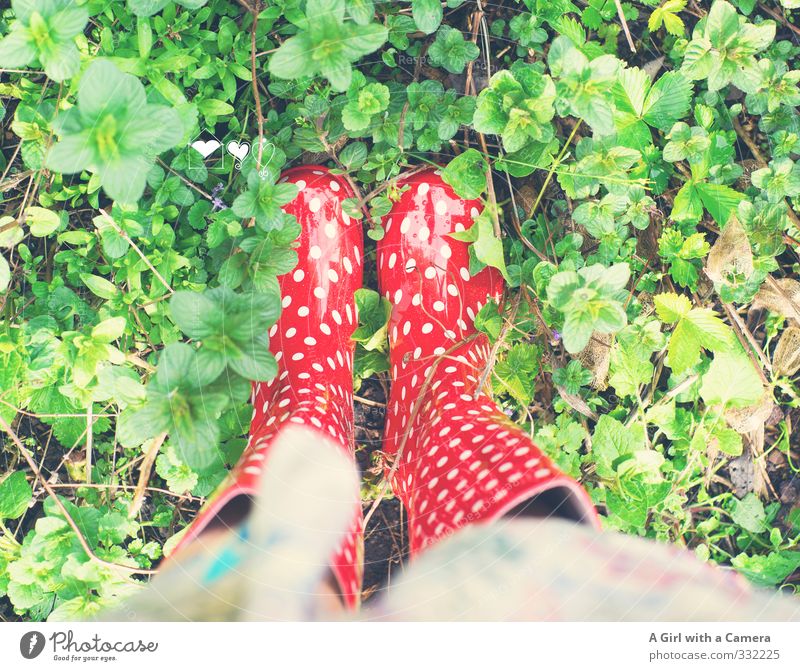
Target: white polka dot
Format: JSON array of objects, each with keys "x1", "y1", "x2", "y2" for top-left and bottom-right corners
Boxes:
[
  {"x1": 314, "y1": 286, "x2": 326, "y2": 299},
  {"x1": 293, "y1": 269, "x2": 305, "y2": 282},
  {"x1": 324, "y1": 223, "x2": 336, "y2": 239},
  {"x1": 328, "y1": 268, "x2": 338, "y2": 282},
  {"x1": 418, "y1": 227, "x2": 430, "y2": 241},
  {"x1": 403, "y1": 321, "x2": 411, "y2": 336},
  {"x1": 298, "y1": 306, "x2": 310, "y2": 317},
  {"x1": 422, "y1": 322, "x2": 434, "y2": 334},
  {"x1": 418, "y1": 183, "x2": 429, "y2": 196},
  {"x1": 394, "y1": 289, "x2": 403, "y2": 303},
  {"x1": 460, "y1": 267, "x2": 470, "y2": 281},
  {"x1": 470, "y1": 207, "x2": 479, "y2": 218},
  {"x1": 285, "y1": 327, "x2": 297, "y2": 338},
  {"x1": 447, "y1": 284, "x2": 458, "y2": 296},
  {"x1": 405, "y1": 259, "x2": 417, "y2": 272},
  {"x1": 282, "y1": 295, "x2": 292, "y2": 308},
  {"x1": 440, "y1": 244, "x2": 451, "y2": 259},
  {"x1": 388, "y1": 252, "x2": 397, "y2": 269},
  {"x1": 455, "y1": 222, "x2": 465, "y2": 232},
  {"x1": 435, "y1": 201, "x2": 447, "y2": 215},
  {"x1": 332, "y1": 310, "x2": 342, "y2": 325},
  {"x1": 309, "y1": 245, "x2": 322, "y2": 259},
  {"x1": 343, "y1": 257, "x2": 353, "y2": 274},
  {"x1": 320, "y1": 323, "x2": 331, "y2": 335},
  {"x1": 330, "y1": 181, "x2": 340, "y2": 192},
  {"x1": 412, "y1": 293, "x2": 422, "y2": 306},
  {"x1": 291, "y1": 352, "x2": 304, "y2": 361},
  {"x1": 296, "y1": 180, "x2": 306, "y2": 190},
  {"x1": 400, "y1": 217, "x2": 411, "y2": 233},
  {"x1": 424, "y1": 267, "x2": 437, "y2": 280},
  {"x1": 309, "y1": 197, "x2": 322, "y2": 213},
  {"x1": 304, "y1": 336, "x2": 317, "y2": 346},
  {"x1": 433, "y1": 301, "x2": 445, "y2": 312}
]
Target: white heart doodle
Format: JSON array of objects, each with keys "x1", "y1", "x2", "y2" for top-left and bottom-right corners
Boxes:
[
  {"x1": 190, "y1": 139, "x2": 221, "y2": 158},
  {"x1": 226, "y1": 141, "x2": 250, "y2": 168}
]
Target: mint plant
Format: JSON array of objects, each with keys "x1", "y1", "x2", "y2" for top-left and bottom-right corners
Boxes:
[
  {"x1": 546, "y1": 263, "x2": 630, "y2": 353},
  {"x1": 268, "y1": 0, "x2": 387, "y2": 91},
  {"x1": 0, "y1": 0, "x2": 87, "y2": 82},
  {"x1": 47, "y1": 60, "x2": 184, "y2": 204},
  {"x1": 681, "y1": 0, "x2": 775, "y2": 93}
]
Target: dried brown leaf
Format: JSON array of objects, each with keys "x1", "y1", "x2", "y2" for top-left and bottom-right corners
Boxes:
[
  {"x1": 753, "y1": 277, "x2": 800, "y2": 325},
  {"x1": 577, "y1": 332, "x2": 612, "y2": 390},
  {"x1": 705, "y1": 214, "x2": 753, "y2": 286},
  {"x1": 724, "y1": 390, "x2": 774, "y2": 434},
  {"x1": 773, "y1": 326, "x2": 800, "y2": 377}
]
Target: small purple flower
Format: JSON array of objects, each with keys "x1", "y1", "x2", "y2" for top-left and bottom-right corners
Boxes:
[
  {"x1": 552, "y1": 330, "x2": 561, "y2": 342},
  {"x1": 210, "y1": 183, "x2": 226, "y2": 211}
]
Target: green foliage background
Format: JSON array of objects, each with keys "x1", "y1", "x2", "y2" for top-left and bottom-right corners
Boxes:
[{"x1": 1, "y1": 0, "x2": 800, "y2": 620}]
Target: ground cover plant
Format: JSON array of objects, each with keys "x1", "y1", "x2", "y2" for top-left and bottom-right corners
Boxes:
[{"x1": 1, "y1": 0, "x2": 800, "y2": 621}]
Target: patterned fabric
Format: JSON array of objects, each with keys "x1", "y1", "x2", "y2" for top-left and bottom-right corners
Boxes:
[
  {"x1": 377, "y1": 170, "x2": 598, "y2": 555},
  {"x1": 376, "y1": 518, "x2": 800, "y2": 621},
  {"x1": 107, "y1": 427, "x2": 800, "y2": 622},
  {"x1": 175, "y1": 166, "x2": 364, "y2": 609}
]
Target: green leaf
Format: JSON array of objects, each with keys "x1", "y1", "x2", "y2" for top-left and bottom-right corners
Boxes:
[
  {"x1": 653, "y1": 292, "x2": 692, "y2": 322},
  {"x1": 730, "y1": 493, "x2": 767, "y2": 534},
  {"x1": 91, "y1": 317, "x2": 126, "y2": 343},
  {"x1": 656, "y1": 293, "x2": 733, "y2": 373},
  {"x1": 352, "y1": 288, "x2": 391, "y2": 351},
  {"x1": 700, "y1": 350, "x2": 763, "y2": 407},
  {"x1": 441, "y1": 149, "x2": 487, "y2": 199},
  {"x1": 696, "y1": 182, "x2": 745, "y2": 226},
  {"x1": 198, "y1": 98, "x2": 234, "y2": 118},
  {"x1": 642, "y1": 71, "x2": 693, "y2": 131},
  {"x1": 732, "y1": 550, "x2": 800, "y2": 587},
  {"x1": 0, "y1": 254, "x2": 9, "y2": 294},
  {"x1": 427, "y1": 26, "x2": 480, "y2": 74},
  {"x1": 591, "y1": 415, "x2": 642, "y2": 479},
  {"x1": 452, "y1": 209, "x2": 511, "y2": 283},
  {"x1": 0, "y1": 471, "x2": 32, "y2": 520},
  {"x1": 412, "y1": 0, "x2": 443, "y2": 33},
  {"x1": 25, "y1": 207, "x2": 61, "y2": 237},
  {"x1": 648, "y1": 0, "x2": 687, "y2": 36},
  {"x1": 79, "y1": 273, "x2": 119, "y2": 299}
]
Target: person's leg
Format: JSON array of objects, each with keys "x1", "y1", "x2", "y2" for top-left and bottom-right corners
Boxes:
[
  {"x1": 377, "y1": 169, "x2": 598, "y2": 556},
  {"x1": 175, "y1": 166, "x2": 364, "y2": 608}
]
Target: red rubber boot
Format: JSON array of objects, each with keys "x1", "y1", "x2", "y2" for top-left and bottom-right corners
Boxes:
[
  {"x1": 177, "y1": 166, "x2": 364, "y2": 609},
  {"x1": 377, "y1": 169, "x2": 599, "y2": 556}
]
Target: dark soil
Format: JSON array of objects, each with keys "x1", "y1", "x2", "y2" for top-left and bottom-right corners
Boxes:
[{"x1": 352, "y1": 376, "x2": 408, "y2": 602}]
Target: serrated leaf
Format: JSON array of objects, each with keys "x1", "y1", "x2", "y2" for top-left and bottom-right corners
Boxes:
[
  {"x1": 0, "y1": 471, "x2": 32, "y2": 520},
  {"x1": 642, "y1": 71, "x2": 692, "y2": 131},
  {"x1": 654, "y1": 292, "x2": 692, "y2": 322},
  {"x1": 700, "y1": 350, "x2": 764, "y2": 407}
]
